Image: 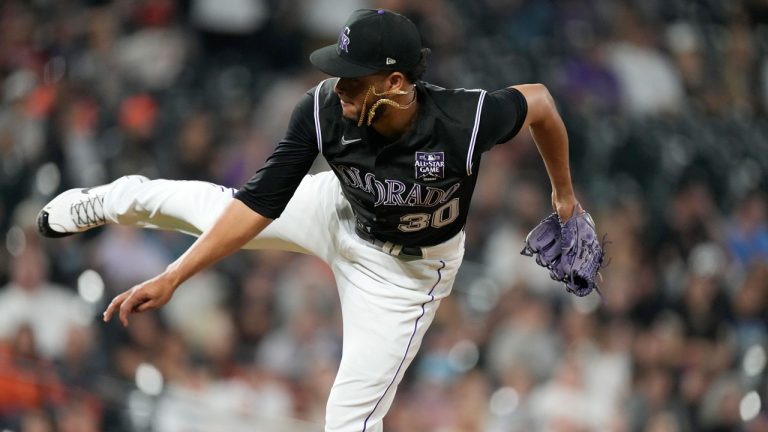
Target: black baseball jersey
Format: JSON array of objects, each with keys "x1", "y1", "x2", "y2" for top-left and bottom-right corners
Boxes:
[{"x1": 235, "y1": 78, "x2": 528, "y2": 247}]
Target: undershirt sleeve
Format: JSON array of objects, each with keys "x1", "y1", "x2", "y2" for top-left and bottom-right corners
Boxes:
[
  {"x1": 234, "y1": 91, "x2": 319, "y2": 219},
  {"x1": 474, "y1": 87, "x2": 529, "y2": 153}
]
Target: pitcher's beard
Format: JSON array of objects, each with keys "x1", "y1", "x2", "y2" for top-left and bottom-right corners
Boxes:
[
  {"x1": 363, "y1": 104, "x2": 388, "y2": 125},
  {"x1": 342, "y1": 106, "x2": 388, "y2": 125}
]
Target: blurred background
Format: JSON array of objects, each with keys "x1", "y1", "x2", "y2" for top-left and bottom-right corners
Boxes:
[{"x1": 1, "y1": 0, "x2": 767, "y2": 431}]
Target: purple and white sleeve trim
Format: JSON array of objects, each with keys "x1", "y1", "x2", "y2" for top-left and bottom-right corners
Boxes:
[
  {"x1": 466, "y1": 90, "x2": 487, "y2": 176},
  {"x1": 314, "y1": 79, "x2": 330, "y2": 153}
]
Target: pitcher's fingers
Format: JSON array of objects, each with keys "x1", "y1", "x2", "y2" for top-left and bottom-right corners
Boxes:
[
  {"x1": 103, "y1": 291, "x2": 130, "y2": 322},
  {"x1": 118, "y1": 292, "x2": 141, "y2": 327},
  {"x1": 136, "y1": 300, "x2": 156, "y2": 313}
]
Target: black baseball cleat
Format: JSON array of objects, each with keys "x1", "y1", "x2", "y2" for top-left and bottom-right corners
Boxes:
[{"x1": 37, "y1": 175, "x2": 148, "y2": 238}]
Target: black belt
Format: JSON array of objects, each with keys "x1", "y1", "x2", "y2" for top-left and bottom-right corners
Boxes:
[{"x1": 354, "y1": 225, "x2": 423, "y2": 257}]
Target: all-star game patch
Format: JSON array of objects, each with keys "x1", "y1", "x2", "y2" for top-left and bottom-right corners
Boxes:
[{"x1": 415, "y1": 151, "x2": 445, "y2": 181}]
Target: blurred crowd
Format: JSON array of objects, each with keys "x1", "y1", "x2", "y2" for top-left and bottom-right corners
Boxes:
[{"x1": 1, "y1": 0, "x2": 768, "y2": 431}]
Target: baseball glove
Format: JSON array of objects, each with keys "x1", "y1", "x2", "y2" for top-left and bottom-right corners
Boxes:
[
  {"x1": 520, "y1": 213, "x2": 566, "y2": 282},
  {"x1": 521, "y1": 204, "x2": 605, "y2": 297},
  {"x1": 557, "y1": 204, "x2": 604, "y2": 297}
]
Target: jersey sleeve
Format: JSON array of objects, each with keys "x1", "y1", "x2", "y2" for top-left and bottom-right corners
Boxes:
[
  {"x1": 234, "y1": 90, "x2": 319, "y2": 219},
  {"x1": 474, "y1": 87, "x2": 528, "y2": 153}
]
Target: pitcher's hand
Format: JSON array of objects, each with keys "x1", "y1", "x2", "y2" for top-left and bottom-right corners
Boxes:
[
  {"x1": 103, "y1": 273, "x2": 177, "y2": 327},
  {"x1": 552, "y1": 191, "x2": 578, "y2": 222}
]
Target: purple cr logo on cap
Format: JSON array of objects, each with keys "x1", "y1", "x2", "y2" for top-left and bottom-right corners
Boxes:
[
  {"x1": 377, "y1": 9, "x2": 385, "y2": 14},
  {"x1": 339, "y1": 27, "x2": 351, "y2": 53}
]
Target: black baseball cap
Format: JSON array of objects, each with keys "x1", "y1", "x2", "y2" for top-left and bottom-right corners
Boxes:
[{"x1": 309, "y1": 9, "x2": 422, "y2": 78}]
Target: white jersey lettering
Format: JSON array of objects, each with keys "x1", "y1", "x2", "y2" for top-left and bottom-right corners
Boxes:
[
  {"x1": 333, "y1": 163, "x2": 461, "y2": 210},
  {"x1": 385, "y1": 180, "x2": 407, "y2": 206}
]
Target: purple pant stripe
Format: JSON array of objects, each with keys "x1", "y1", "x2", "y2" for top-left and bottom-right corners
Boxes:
[{"x1": 361, "y1": 260, "x2": 446, "y2": 432}]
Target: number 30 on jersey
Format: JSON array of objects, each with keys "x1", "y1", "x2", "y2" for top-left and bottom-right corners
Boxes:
[{"x1": 397, "y1": 198, "x2": 460, "y2": 232}]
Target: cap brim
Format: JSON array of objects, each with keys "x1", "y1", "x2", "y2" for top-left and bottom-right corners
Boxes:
[{"x1": 309, "y1": 44, "x2": 380, "y2": 78}]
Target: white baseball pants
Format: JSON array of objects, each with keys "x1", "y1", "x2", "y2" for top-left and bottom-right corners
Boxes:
[{"x1": 102, "y1": 172, "x2": 465, "y2": 432}]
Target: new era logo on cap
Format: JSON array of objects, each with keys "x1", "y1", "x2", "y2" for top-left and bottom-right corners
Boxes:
[{"x1": 386, "y1": 57, "x2": 396, "y2": 65}]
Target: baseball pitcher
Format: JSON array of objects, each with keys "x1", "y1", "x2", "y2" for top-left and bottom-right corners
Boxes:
[{"x1": 38, "y1": 9, "x2": 603, "y2": 432}]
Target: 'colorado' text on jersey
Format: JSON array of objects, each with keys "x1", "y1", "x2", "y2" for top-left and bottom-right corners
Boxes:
[{"x1": 235, "y1": 79, "x2": 528, "y2": 247}]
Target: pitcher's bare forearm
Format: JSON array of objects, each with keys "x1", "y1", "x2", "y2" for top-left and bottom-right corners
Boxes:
[
  {"x1": 102, "y1": 199, "x2": 272, "y2": 326},
  {"x1": 512, "y1": 84, "x2": 576, "y2": 219},
  {"x1": 165, "y1": 199, "x2": 272, "y2": 287}
]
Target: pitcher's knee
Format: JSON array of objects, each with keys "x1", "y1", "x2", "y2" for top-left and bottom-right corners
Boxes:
[{"x1": 102, "y1": 175, "x2": 151, "y2": 222}]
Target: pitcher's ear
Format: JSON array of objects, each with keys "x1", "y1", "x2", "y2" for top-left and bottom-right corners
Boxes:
[{"x1": 384, "y1": 72, "x2": 407, "y2": 90}]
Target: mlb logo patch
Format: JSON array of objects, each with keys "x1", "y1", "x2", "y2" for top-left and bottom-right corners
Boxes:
[{"x1": 415, "y1": 152, "x2": 445, "y2": 181}]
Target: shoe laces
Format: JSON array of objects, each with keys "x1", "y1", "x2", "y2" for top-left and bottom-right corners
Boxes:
[{"x1": 70, "y1": 194, "x2": 105, "y2": 228}]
